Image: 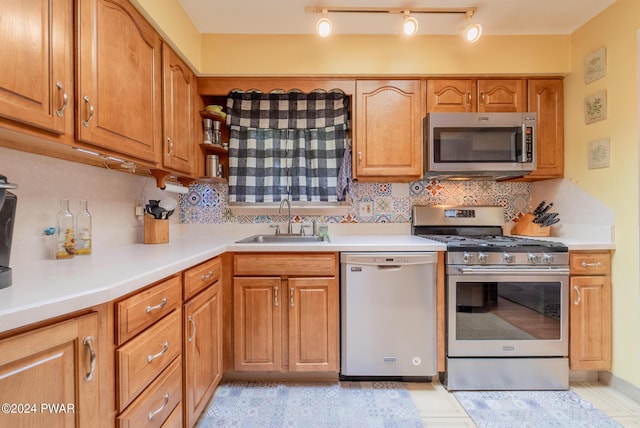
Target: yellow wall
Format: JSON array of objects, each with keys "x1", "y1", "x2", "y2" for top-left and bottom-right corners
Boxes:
[
  {"x1": 129, "y1": 0, "x2": 202, "y2": 71},
  {"x1": 566, "y1": 0, "x2": 640, "y2": 387},
  {"x1": 200, "y1": 34, "x2": 571, "y2": 76}
]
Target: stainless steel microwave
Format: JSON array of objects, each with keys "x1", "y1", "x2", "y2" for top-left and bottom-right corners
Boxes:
[{"x1": 424, "y1": 112, "x2": 537, "y2": 180}]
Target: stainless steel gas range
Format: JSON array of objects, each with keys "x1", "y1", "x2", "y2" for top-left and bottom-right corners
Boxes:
[{"x1": 412, "y1": 205, "x2": 570, "y2": 391}]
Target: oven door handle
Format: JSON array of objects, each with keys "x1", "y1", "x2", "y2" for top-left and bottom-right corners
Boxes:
[{"x1": 455, "y1": 267, "x2": 570, "y2": 275}]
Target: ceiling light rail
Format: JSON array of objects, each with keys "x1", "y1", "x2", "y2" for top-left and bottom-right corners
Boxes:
[{"x1": 305, "y1": 6, "x2": 481, "y2": 41}]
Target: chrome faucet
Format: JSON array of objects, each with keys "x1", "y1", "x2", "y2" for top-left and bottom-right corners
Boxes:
[{"x1": 279, "y1": 198, "x2": 292, "y2": 234}]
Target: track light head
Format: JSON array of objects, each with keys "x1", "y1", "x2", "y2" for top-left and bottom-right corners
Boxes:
[
  {"x1": 402, "y1": 11, "x2": 418, "y2": 36},
  {"x1": 463, "y1": 10, "x2": 482, "y2": 42},
  {"x1": 317, "y1": 9, "x2": 332, "y2": 37}
]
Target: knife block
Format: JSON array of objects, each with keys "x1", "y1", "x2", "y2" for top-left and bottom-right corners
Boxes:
[
  {"x1": 511, "y1": 213, "x2": 550, "y2": 237},
  {"x1": 144, "y1": 214, "x2": 169, "y2": 244}
]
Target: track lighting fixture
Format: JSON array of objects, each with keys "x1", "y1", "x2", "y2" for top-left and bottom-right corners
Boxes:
[
  {"x1": 462, "y1": 10, "x2": 483, "y2": 43},
  {"x1": 316, "y1": 9, "x2": 332, "y2": 37},
  {"x1": 402, "y1": 11, "x2": 418, "y2": 36},
  {"x1": 306, "y1": 6, "x2": 480, "y2": 39}
]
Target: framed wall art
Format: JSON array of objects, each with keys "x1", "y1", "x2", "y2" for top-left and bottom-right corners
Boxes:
[
  {"x1": 584, "y1": 90, "x2": 607, "y2": 124},
  {"x1": 584, "y1": 47, "x2": 606, "y2": 84},
  {"x1": 588, "y1": 138, "x2": 610, "y2": 169}
]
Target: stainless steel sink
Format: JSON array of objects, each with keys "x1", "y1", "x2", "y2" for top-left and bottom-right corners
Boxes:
[{"x1": 235, "y1": 234, "x2": 328, "y2": 244}]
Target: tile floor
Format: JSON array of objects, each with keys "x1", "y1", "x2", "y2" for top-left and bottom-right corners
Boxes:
[
  {"x1": 407, "y1": 380, "x2": 640, "y2": 427},
  {"x1": 197, "y1": 379, "x2": 640, "y2": 427}
]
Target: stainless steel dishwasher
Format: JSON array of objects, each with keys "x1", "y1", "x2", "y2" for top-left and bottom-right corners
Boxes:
[{"x1": 340, "y1": 252, "x2": 438, "y2": 378}]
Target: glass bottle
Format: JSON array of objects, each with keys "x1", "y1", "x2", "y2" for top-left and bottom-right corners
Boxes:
[
  {"x1": 56, "y1": 199, "x2": 75, "y2": 259},
  {"x1": 76, "y1": 200, "x2": 92, "y2": 255}
]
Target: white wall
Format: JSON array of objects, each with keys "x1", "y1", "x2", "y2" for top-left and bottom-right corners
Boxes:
[{"x1": 0, "y1": 147, "x2": 175, "y2": 265}]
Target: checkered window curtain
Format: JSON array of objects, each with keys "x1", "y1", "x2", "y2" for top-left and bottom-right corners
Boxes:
[{"x1": 226, "y1": 91, "x2": 350, "y2": 203}]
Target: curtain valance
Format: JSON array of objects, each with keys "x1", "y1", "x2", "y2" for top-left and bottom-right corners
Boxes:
[{"x1": 226, "y1": 90, "x2": 349, "y2": 130}]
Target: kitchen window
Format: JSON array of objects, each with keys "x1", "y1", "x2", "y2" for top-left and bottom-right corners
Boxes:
[{"x1": 226, "y1": 90, "x2": 351, "y2": 203}]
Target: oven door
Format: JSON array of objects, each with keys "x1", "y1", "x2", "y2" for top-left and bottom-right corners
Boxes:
[{"x1": 447, "y1": 266, "x2": 569, "y2": 357}]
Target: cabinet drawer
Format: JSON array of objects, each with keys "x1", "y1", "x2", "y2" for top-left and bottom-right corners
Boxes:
[
  {"x1": 117, "y1": 356, "x2": 182, "y2": 428},
  {"x1": 162, "y1": 402, "x2": 183, "y2": 428},
  {"x1": 184, "y1": 257, "x2": 221, "y2": 300},
  {"x1": 234, "y1": 253, "x2": 337, "y2": 276},
  {"x1": 116, "y1": 275, "x2": 182, "y2": 345},
  {"x1": 117, "y1": 309, "x2": 182, "y2": 411},
  {"x1": 570, "y1": 252, "x2": 610, "y2": 275}
]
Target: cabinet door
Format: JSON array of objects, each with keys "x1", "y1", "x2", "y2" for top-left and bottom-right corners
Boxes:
[
  {"x1": 477, "y1": 79, "x2": 526, "y2": 112},
  {"x1": 0, "y1": 313, "x2": 101, "y2": 427},
  {"x1": 233, "y1": 277, "x2": 282, "y2": 371},
  {"x1": 288, "y1": 277, "x2": 339, "y2": 372},
  {"x1": 570, "y1": 275, "x2": 612, "y2": 370},
  {"x1": 0, "y1": 0, "x2": 72, "y2": 134},
  {"x1": 354, "y1": 80, "x2": 424, "y2": 180},
  {"x1": 162, "y1": 44, "x2": 196, "y2": 176},
  {"x1": 427, "y1": 79, "x2": 474, "y2": 112},
  {"x1": 184, "y1": 283, "x2": 222, "y2": 428},
  {"x1": 526, "y1": 79, "x2": 564, "y2": 179},
  {"x1": 76, "y1": 0, "x2": 162, "y2": 163}
]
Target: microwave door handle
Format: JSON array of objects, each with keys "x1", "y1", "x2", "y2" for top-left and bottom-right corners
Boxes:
[{"x1": 520, "y1": 124, "x2": 526, "y2": 163}]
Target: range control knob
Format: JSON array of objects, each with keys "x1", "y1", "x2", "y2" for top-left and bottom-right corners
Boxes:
[
  {"x1": 503, "y1": 253, "x2": 515, "y2": 264},
  {"x1": 463, "y1": 252, "x2": 473, "y2": 264},
  {"x1": 542, "y1": 254, "x2": 554, "y2": 264},
  {"x1": 528, "y1": 253, "x2": 540, "y2": 264},
  {"x1": 478, "y1": 252, "x2": 488, "y2": 264}
]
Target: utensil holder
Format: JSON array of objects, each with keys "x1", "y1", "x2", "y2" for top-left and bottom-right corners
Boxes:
[
  {"x1": 144, "y1": 214, "x2": 169, "y2": 244},
  {"x1": 510, "y1": 213, "x2": 550, "y2": 237}
]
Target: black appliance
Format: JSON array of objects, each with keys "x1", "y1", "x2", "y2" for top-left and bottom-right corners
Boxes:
[
  {"x1": 0, "y1": 175, "x2": 18, "y2": 289},
  {"x1": 412, "y1": 205, "x2": 570, "y2": 391}
]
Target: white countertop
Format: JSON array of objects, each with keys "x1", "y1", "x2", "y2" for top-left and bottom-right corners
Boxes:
[{"x1": 0, "y1": 224, "x2": 613, "y2": 334}]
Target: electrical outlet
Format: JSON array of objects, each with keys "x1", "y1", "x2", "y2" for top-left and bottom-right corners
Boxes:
[
  {"x1": 135, "y1": 206, "x2": 145, "y2": 217},
  {"x1": 359, "y1": 201, "x2": 373, "y2": 217}
]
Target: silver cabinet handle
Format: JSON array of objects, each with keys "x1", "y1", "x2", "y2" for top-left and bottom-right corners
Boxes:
[
  {"x1": 274, "y1": 285, "x2": 279, "y2": 307},
  {"x1": 146, "y1": 297, "x2": 167, "y2": 313},
  {"x1": 573, "y1": 285, "x2": 582, "y2": 306},
  {"x1": 581, "y1": 261, "x2": 602, "y2": 268},
  {"x1": 147, "y1": 341, "x2": 169, "y2": 363},
  {"x1": 466, "y1": 92, "x2": 471, "y2": 108},
  {"x1": 480, "y1": 92, "x2": 485, "y2": 104},
  {"x1": 147, "y1": 393, "x2": 169, "y2": 421},
  {"x1": 83, "y1": 335, "x2": 96, "y2": 382},
  {"x1": 82, "y1": 96, "x2": 94, "y2": 127},
  {"x1": 55, "y1": 82, "x2": 68, "y2": 118},
  {"x1": 167, "y1": 137, "x2": 174, "y2": 156},
  {"x1": 357, "y1": 151, "x2": 363, "y2": 167},
  {"x1": 187, "y1": 315, "x2": 196, "y2": 342},
  {"x1": 289, "y1": 287, "x2": 295, "y2": 308},
  {"x1": 200, "y1": 271, "x2": 214, "y2": 281}
]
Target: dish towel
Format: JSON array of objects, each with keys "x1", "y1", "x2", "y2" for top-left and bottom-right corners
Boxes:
[{"x1": 337, "y1": 143, "x2": 352, "y2": 201}]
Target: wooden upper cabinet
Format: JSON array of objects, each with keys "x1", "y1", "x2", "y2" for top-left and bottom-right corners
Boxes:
[
  {"x1": 76, "y1": 0, "x2": 162, "y2": 164},
  {"x1": 427, "y1": 80, "x2": 474, "y2": 112},
  {"x1": 427, "y1": 79, "x2": 525, "y2": 113},
  {"x1": 0, "y1": 0, "x2": 73, "y2": 134},
  {"x1": 477, "y1": 79, "x2": 526, "y2": 112},
  {"x1": 526, "y1": 79, "x2": 564, "y2": 179},
  {"x1": 354, "y1": 80, "x2": 425, "y2": 180},
  {"x1": 162, "y1": 44, "x2": 197, "y2": 176}
]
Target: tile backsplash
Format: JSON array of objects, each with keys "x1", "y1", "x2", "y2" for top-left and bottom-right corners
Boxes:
[{"x1": 180, "y1": 180, "x2": 531, "y2": 225}]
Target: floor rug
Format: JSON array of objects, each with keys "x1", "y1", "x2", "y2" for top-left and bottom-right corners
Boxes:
[
  {"x1": 197, "y1": 380, "x2": 424, "y2": 428},
  {"x1": 454, "y1": 390, "x2": 623, "y2": 428}
]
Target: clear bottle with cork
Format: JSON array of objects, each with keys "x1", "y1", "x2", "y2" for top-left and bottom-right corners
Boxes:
[
  {"x1": 56, "y1": 199, "x2": 75, "y2": 259},
  {"x1": 75, "y1": 200, "x2": 92, "y2": 255}
]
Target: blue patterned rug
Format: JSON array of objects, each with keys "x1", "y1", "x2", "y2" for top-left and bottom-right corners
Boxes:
[
  {"x1": 198, "y1": 381, "x2": 424, "y2": 428},
  {"x1": 454, "y1": 390, "x2": 623, "y2": 428}
]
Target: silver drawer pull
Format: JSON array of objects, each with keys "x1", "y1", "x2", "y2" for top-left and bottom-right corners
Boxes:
[
  {"x1": 289, "y1": 287, "x2": 294, "y2": 308},
  {"x1": 274, "y1": 285, "x2": 279, "y2": 307},
  {"x1": 573, "y1": 286, "x2": 582, "y2": 306},
  {"x1": 83, "y1": 336, "x2": 96, "y2": 382},
  {"x1": 147, "y1": 341, "x2": 169, "y2": 363},
  {"x1": 147, "y1": 393, "x2": 169, "y2": 421},
  {"x1": 581, "y1": 261, "x2": 602, "y2": 268},
  {"x1": 146, "y1": 297, "x2": 167, "y2": 313},
  {"x1": 200, "y1": 271, "x2": 214, "y2": 281}
]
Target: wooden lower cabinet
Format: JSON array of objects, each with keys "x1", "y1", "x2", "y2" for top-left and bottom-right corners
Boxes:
[
  {"x1": 569, "y1": 251, "x2": 612, "y2": 370},
  {"x1": 183, "y1": 281, "x2": 222, "y2": 428},
  {"x1": 233, "y1": 253, "x2": 339, "y2": 373},
  {"x1": 0, "y1": 311, "x2": 103, "y2": 427}
]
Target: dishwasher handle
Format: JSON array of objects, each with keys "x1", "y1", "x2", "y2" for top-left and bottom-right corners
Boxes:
[{"x1": 377, "y1": 265, "x2": 402, "y2": 271}]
